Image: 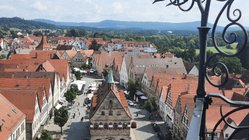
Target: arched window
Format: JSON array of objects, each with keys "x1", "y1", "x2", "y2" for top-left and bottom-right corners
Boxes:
[
  {"x1": 108, "y1": 100, "x2": 113, "y2": 109},
  {"x1": 101, "y1": 111, "x2": 105, "y2": 115},
  {"x1": 109, "y1": 100, "x2": 113, "y2": 115},
  {"x1": 113, "y1": 123, "x2": 118, "y2": 129},
  {"x1": 104, "y1": 123, "x2": 108, "y2": 129},
  {"x1": 94, "y1": 123, "x2": 98, "y2": 129}
]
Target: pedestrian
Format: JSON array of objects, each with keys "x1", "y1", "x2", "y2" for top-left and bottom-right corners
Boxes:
[{"x1": 81, "y1": 117, "x2": 84, "y2": 121}]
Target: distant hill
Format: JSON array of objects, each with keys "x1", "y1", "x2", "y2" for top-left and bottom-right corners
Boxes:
[
  {"x1": 0, "y1": 17, "x2": 56, "y2": 30},
  {"x1": 0, "y1": 17, "x2": 243, "y2": 31},
  {"x1": 34, "y1": 19, "x2": 225, "y2": 31}
]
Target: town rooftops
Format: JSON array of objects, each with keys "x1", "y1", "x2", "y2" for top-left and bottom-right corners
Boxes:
[
  {"x1": 0, "y1": 77, "x2": 51, "y2": 100},
  {"x1": 0, "y1": 94, "x2": 25, "y2": 140},
  {"x1": 36, "y1": 36, "x2": 52, "y2": 50},
  {"x1": 0, "y1": 90, "x2": 38, "y2": 123}
]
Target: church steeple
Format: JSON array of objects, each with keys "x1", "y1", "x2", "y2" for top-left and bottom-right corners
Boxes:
[
  {"x1": 107, "y1": 69, "x2": 115, "y2": 84},
  {"x1": 36, "y1": 35, "x2": 49, "y2": 50}
]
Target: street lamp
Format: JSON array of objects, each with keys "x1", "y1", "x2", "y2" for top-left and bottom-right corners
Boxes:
[{"x1": 153, "y1": 0, "x2": 249, "y2": 139}]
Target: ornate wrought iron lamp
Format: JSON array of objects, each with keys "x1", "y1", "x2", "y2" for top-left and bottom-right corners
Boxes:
[{"x1": 153, "y1": 0, "x2": 249, "y2": 139}]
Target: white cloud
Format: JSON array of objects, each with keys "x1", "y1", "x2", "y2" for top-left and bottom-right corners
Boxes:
[
  {"x1": 0, "y1": 0, "x2": 247, "y2": 26},
  {"x1": 112, "y1": 2, "x2": 126, "y2": 14},
  {"x1": 32, "y1": 1, "x2": 48, "y2": 11}
]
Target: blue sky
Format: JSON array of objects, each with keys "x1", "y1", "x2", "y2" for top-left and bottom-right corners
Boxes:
[{"x1": 0, "y1": 0, "x2": 248, "y2": 25}]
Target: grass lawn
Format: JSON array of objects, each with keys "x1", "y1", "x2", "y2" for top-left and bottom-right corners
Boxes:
[
  {"x1": 195, "y1": 43, "x2": 237, "y2": 55},
  {"x1": 9, "y1": 28, "x2": 21, "y2": 32}
]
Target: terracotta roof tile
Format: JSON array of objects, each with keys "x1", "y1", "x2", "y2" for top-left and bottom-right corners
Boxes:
[
  {"x1": 0, "y1": 78, "x2": 51, "y2": 101},
  {"x1": 0, "y1": 94, "x2": 25, "y2": 140},
  {"x1": 91, "y1": 83, "x2": 132, "y2": 118},
  {"x1": 0, "y1": 90, "x2": 37, "y2": 123}
]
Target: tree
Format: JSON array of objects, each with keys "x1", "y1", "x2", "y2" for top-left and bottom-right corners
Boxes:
[
  {"x1": 128, "y1": 79, "x2": 137, "y2": 100},
  {"x1": 75, "y1": 71, "x2": 81, "y2": 80},
  {"x1": 220, "y1": 57, "x2": 245, "y2": 74},
  {"x1": 38, "y1": 130, "x2": 52, "y2": 140},
  {"x1": 64, "y1": 90, "x2": 76, "y2": 103},
  {"x1": 54, "y1": 107, "x2": 68, "y2": 134},
  {"x1": 70, "y1": 84, "x2": 78, "y2": 93},
  {"x1": 145, "y1": 97, "x2": 158, "y2": 120},
  {"x1": 65, "y1": 29, "x2": 79, "y2": 37},
  {"x1": 89, "y1": 39, "x2": 100, "y2": 51}
]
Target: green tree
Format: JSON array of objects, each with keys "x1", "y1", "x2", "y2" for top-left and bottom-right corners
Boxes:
[
  {"x1": 64, "y1": 90, "x2": 76, "y2": 103},
  {"x1": 226, "y1": 44, "x2": 233, "y2": 49},
  {"x1": 54, "y1": 107, "x2": 68, "y2": 134},
  {"x1": 220, "y1": 57, "x2": 245, "y2": 74},
  {"x1": 128, "y1": 79, "x2": 137, "y2": 100},
  {"x1": 65, "y1": 29, "x2": 79, "y2": 37},
  {"x1": 70, "y1": 84, "x2": 78, "y2": 93},
  {"x1": 145, "y1": 97, "x2": 158, "y2": 120},
  {"x1": 89, "y1": 39, "x2": 100, "y2": 51},
  {"x1": 75, "y1": 71, "x2": 81, "y2": 80},
  {"x1": 38, "y1": 130, "x2": 52, "y2": 140}
]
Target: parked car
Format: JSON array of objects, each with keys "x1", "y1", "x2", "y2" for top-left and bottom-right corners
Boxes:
[
  {"x1": 84, "y1": 98, "x2": 91, "y2": 105},
  {"x1": 128, "y1": 100, "x2": 135, "y2": 106}
]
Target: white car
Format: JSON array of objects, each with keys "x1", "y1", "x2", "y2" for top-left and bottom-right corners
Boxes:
[{"x1": 128, "y1": 100, "x2": 135, "y2": 106}]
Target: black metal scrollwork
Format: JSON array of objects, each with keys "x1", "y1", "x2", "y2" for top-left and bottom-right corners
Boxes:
[
  {"x1": 153, "y1": 0, "x2": 249, "y2": 139},
  {"x1": 206, "y1": 0, "x2": 248, "y2": 88}
]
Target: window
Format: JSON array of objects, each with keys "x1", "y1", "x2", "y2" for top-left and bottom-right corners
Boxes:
[
  {"x1": 101, "y1": 111, "x2": 105, "y2": 115},
  {"x1": 109, "y1": 110, "x2": 113, "y2": 116},
  {"x1": 109, "y1": 100, "x2": 113, "y2": 109},
  {"x1": 117, "y1": 111, "x2": 121, "y2": 116}
]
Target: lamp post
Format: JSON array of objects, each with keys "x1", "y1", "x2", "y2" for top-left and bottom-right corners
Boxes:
[{"x1": 153, "y1": 0, "x2": 249, "y2": 139}]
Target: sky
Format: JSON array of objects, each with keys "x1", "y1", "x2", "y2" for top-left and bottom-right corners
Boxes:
[{"x1": 0, "y1": 0, "x2": 248, "y2": 25}]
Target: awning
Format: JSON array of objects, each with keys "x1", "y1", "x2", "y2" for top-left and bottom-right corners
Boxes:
[
  {"x1": 87, "y1": 93, "x2": 94, "y2": 100},
  {"x1": 55, "y1": 104, "x2": 62, "y2": 110},
  {"x1": 140, "y1": 96, "x2": 148, "y2": 100},
  {"x1": 135, "y1": 91, "x2": 144, "y2": 96}
]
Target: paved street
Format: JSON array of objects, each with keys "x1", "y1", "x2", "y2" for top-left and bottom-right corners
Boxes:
[
  {"x1": 129, "y1": 105, "x2": 159, "y2": 140},
  {"x1": 44, "y1": 74, "x2": 165, "y2": 140},
  {"x1": 44, "y1": 75, "x2": 98, "y2": 140}
]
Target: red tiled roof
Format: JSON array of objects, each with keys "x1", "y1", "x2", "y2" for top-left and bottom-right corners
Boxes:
[
  {"x1": 0, "y1": 90, "x2": 37, "y2": 123},
  {"x1": 0, "y1": 78, "x2": 51, "y2": 101},
  {"x1": 93, "y1": 51, "x2": 125, "y2": 74},
  {"x1": 0, "y1": 94, "x2": 25, "y2": 140},
  {"x1": 47, "y1": 60, "x2": 69, "y2": 81},
  {"x1": 36, "y1": 36, "x2": 52, "y2": 50},
  {"x1": 91, "y1": 83, "x2": 132, "y2": 119}
]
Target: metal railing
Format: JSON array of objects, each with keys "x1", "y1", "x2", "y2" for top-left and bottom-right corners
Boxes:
[{"x1": 153, "y1": 0, "x2": 249, "y2": 139}]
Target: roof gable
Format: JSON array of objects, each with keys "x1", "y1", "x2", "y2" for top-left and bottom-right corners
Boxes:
[{"x1": 90, "y1": 84, "x2": 131, "y2": 120}]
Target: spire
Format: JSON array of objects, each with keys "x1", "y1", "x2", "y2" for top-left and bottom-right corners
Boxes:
[
  {"x1": 107, "y1": 69, "x2": 115, "y2": 84},
  {"x1": 36, "y1": 35, "x2": 49, "y2": 50}
]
